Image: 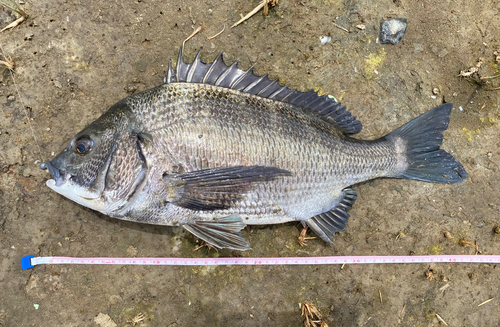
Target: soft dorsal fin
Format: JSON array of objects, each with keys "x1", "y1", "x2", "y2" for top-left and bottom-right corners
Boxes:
[{"x1": 165, "y1": 46, "x2": 362, "y2": 134}]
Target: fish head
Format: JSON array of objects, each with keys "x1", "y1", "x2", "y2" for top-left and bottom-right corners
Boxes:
[{"x1": 41, "y1": 100, "x2": 147, "y2": 214}]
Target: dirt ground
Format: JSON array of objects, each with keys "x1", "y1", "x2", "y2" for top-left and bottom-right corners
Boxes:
[{"x1": 1, "y1": 0, "x2": 499, "y2": 326}]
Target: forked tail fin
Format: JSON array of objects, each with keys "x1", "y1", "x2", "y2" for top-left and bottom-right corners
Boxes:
[{"x1": 386, "y1": 103, "x2": 467, "y2": 183}]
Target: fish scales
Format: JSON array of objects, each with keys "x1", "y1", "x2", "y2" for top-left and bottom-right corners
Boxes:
[
  {"x1": 40, "y1": 48, "x2": 467, "y2": 250},
  {"x1": 125, "y1": 83, "x2": 398, "y2": 224}
]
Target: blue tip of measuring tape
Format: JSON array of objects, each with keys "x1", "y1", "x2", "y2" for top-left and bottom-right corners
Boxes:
[{"x1": 21, "y1": 255, "x2": 35, "y2": 270}]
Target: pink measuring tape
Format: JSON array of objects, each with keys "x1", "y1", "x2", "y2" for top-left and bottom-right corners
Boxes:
[{"x1": 21, "y1": 255, "x2": 500, "y2": 270}]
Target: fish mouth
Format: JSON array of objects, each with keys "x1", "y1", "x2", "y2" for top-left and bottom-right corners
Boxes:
[
  {"x1": 40, "y1": 160, "x2": 105, "y2": 208},
  {"x1": 40, "y1": 161, "x2": 71, "y2": 187}
]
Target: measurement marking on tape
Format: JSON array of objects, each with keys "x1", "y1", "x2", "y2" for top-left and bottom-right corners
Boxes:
[{"x1": 21, "y1": 255, "x2": 500, "y2": 270}]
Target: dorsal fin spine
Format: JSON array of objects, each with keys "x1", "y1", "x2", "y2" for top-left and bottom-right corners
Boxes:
[
  {"x1": 268, "y1": 84, "x2": 288, "y2": 99},
  {"x1": 176, "y1": 45, "x2": 184, "y2": 83},
  {"x1": 202, "y1": 52, "x2": 224, "y2": 84},
  {"x1": 186, "y1": 48, "x2": 203, "y2": 83},
  {"x1": 230, "y1": 65, "x2": 255, "y2": 89},
  {"x1": 257, "y1": 79, "x2": 279, "y2": 96},
  {"x1": 165, "y1": 59, "x2": 174, "y2": 84},
  {"x1": 243, "y1": 74, "x2": 267, "y2": 93},
  {"x1": 215, "y1": 61, "x2": 238, "y2": 86},
  {"x1": 280, "y1": 89, "x2": 297, "y2": 101}
]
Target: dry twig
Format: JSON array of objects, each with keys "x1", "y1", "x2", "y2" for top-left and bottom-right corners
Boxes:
[
  {"x1": 127, "y1": 313, "x2": 145, "y2": 326},
  {"x1": 298, "y1": 225, "x2": 316, "y2": 246},
  {"x1": 232, "y1": 0, "x2": 279, "y2": 28},
  {"x1": 459, "y1": 58, "x2": 483, "y2": 78},
  {"x1": 301, "y1": 302, "x2": 328, "y2": 327},
  {"x1": 0, "y1": 0, "x2": 28, "y2": 32},
  {"x1": 459, "y1": 239, "x2": 479, "y2": 255},
  {"x1": 478, "y1": 298, "x2": 494, "y2": 307},
  {"x1": 425, "y1": 269, "x2": 434, "y2": 281},
  {"x1": 0, "y1": 55, "x2": 14, "y2": 71},
  {"x1": 439, "y1": 283, "x2": 450, "y2": 293},
  {"x1": 332, "y1": 22, "x2": 349, "y2": 33},
  {"x1": 207, "y1": 24, "x2": 225, "y2": 40},
  {"x1": 194, "y1": 240, "x2": 218, "y2": 252},
  {"x1": 1, "y1": 15, "x2": 24, "y2": 32},
  {"x1": 481, "y1": 74, "x2": 500, "y2": 80},
  {"x1": 435, "y1": 313, "x2": 449, "y2": 326},
  {"x1": 183, "y1": 26, "x2": 203, "y2": 47}
]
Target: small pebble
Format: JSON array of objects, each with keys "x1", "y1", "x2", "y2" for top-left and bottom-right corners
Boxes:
[
  {"x1": 319, "y1": 36, "x2": 331, "y2": 44},
  {"x1": 379, "y1": 18, "x2": 407, "y2": 45},
  {"x1": 495, "y1": 227, "x2": 500, "y2": 234},
  {"x1": 432, "y1": 87, "x2": 439, "y2": 95},
  {"x1": 444, "y1": 231, "x2": 452, "y2": 239}
]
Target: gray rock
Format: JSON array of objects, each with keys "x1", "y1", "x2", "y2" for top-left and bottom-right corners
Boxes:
[{"x1": 379, "y1": 18, "x2": 407, "y2": 45}]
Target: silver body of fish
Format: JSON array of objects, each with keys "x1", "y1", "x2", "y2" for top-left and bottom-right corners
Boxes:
[{"x1": 41, "y1": 48, "x2": 467, "y2": 250}]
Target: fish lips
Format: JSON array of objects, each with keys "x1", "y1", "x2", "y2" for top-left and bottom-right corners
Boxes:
[
  {"x1": 40, "y1": 161, "x2": 70, "y2": 187},
  {"x1": 39, "y1": 158, "x2": 110, "y2": 209}
]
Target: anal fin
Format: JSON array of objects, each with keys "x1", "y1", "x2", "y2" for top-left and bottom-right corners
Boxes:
[
  {"x1": 304, "y1": 189, "x2": 357, "y2": 243},
  {"x1": 182, "y1": 214, "x2": 251, "y2": 251}
]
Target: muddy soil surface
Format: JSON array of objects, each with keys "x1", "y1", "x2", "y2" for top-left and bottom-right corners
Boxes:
[{"x1": 1, "y1": 0, "x2": 499, "y2": 326}]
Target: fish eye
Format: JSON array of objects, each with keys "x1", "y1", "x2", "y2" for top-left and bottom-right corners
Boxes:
[{"x1": 75, "y1": 137, "x2": 93, "y2": 155}]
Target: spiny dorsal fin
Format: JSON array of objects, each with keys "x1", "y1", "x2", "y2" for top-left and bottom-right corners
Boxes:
[{"x1": 166, "y1": 47, "x2": 362, "y2": 134}]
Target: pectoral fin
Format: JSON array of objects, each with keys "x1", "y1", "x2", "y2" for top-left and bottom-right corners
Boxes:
[
  {"x1": 182, "y1": 214, "x2": 251, "y2": 251},
  {"x1": 304, "y1": 188, "x2": 357, "y2": 243},
  {"x1": 164, "y1": 165, "x2": 291, "y2": 211}
]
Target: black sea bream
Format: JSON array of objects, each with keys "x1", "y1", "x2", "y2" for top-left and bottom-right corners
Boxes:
[{"x1": 41, "y1": 48, "x2": 467, "y2": 250}]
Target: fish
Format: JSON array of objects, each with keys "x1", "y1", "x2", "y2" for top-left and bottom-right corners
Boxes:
[{"x1": 40, "y1": 47, "x2": 468, "y2": 251}]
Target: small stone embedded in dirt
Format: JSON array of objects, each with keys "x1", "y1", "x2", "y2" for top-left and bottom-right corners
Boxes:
[
  {"x1": 319, "y1": 36, "x2": 331, "y2": 44},
  {"x1": 379, "y1": 18, "x2": 407, "y2": 45},
  {"x1": 127, "y1": 245, "x2": 138, "y2": 257},
  {"x1": 94, "y1": 313, "x2": 117, "y2": 327}
]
